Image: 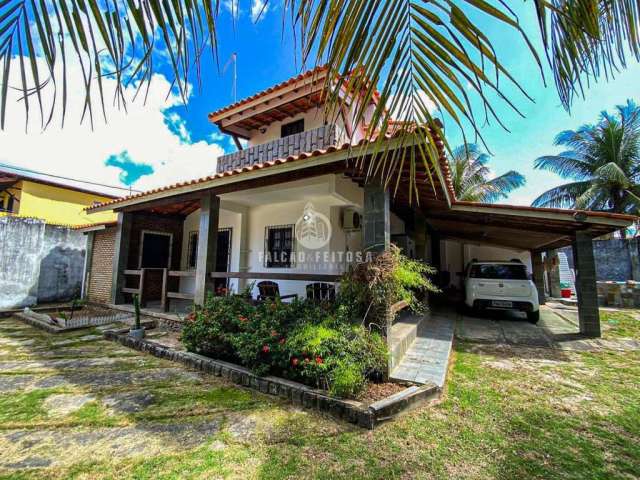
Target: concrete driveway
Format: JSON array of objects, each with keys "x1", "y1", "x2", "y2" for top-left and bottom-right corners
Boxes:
[{"x1": 454, "y1": 305, "x2": 578, "y2": 347}]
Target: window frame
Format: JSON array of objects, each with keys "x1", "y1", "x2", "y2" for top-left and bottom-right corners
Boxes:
[
  {"x1": 280, "y1": 119, "x2": 304, "y2": 138},
  {"x1": 187, "y1": 230, "x2": 198, "y2": 270},
  {"x1": 264, "y1": 224, "x2": 295, "y2": 268}
]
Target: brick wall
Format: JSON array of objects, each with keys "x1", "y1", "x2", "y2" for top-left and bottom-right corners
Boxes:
[{"x1": 87, "y1": 226, "x2": 116, "y2": 303}]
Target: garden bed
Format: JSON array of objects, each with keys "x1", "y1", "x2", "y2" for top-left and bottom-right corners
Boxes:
[
  {"x1": 16, "y1": 305, "x2": 140, "y2": 333},
  {"x1": 103, "y1": 326, "x2": 440, "y2": 429}
]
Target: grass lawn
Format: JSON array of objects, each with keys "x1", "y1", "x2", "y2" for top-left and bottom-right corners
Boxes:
[{"x1": 0, "y1": 312, "x2": 638, "y2": 479}]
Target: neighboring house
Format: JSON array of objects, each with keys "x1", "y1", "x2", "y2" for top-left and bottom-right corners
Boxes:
[
  {"x1": 0, "y1": 168, "x2": 121, "y2": 309},
  {"x1": 84, "y1": 66, "x2": 634, "y2": 337},
  {"x1": 0, "y1": 167, "x2": 120, "y2": 226}
]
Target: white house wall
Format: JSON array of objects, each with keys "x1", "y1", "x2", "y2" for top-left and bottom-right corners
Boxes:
[
  {"x1": 440, "y1": 239, "x2": 532, "y2": 288},
  {"x1": 179, "y1": 208, "x2": 242, "y2": 295}
]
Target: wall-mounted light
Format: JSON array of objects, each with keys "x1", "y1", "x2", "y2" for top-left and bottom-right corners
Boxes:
[{"x1": 259, "y1": 127, "x2": 267, "y2": 134}]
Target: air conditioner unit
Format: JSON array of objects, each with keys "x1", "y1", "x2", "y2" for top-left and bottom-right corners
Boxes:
[{"x1": 341, "y1": 207, "x2": 362, "y2": 231}]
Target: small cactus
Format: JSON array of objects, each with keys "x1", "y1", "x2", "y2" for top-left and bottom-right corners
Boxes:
[{"x1": 133, "y1": 294, "x2": 141, "y2": 330}]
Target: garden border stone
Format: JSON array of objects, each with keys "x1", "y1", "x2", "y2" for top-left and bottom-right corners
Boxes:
[
  {"x1": 102, "y1": 327, "x2": 440, "y2": 429},
  {"x1": 15, "y1": 310, "x2": 155, "y2": 334}
]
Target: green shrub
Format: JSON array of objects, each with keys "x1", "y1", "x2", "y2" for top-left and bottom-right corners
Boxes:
[
  {"x1": 180, "y1": 293, "x2": 255, "y2": 360},
  {"x1": 181, "y1": 293, "x2": 389, "y2": 398},
  {"x1": 330, "y1": 360, "x2": 365, "y2": 398}
]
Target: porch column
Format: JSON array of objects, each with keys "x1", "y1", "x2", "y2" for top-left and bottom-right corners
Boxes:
[
  {"x1": 545, "y1": 249, "x2": 562, "y2": 298},
  {"x1": 572, "y1": 232, "x2": 601, "y2": 337},
  {"x1": 413, "y1": 211, "x2": 428, "y2": 260},
  {"x1": 237, "y1": 208, "x2": 250, "y2": 291},
  {"x1": 111, "y1": 212, "x2": 133, "y2": 304},
  {"x1": 531, "y1": 250, "x2": 546, "y2": 305},
  {"x1": 194, "y1": 192, "x2": 220, "y2": 305},
  {"x1": 363, "y1": 182, "x2": 390, "y2": 253}
]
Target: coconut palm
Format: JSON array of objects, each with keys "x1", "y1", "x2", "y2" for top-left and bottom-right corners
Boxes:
[
  {"x1": 2, "y1": 1, "x2": 640, "y2": 193},
  {"x1": 450, "y1": 144, "x2": 525, "y2": 203},
  {"x1": 532, "y1": 100, "x2": 640, "y2": 214}
]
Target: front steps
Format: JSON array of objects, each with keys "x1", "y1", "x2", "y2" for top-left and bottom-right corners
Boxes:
[
  {"x1": 388, "y1": 311, "x2": 425, "y2": 372},
  {"x1": 389, "y1": 310, "x2": 455, "y2": 388}
]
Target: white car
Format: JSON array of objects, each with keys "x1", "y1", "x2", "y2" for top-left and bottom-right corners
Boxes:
[{"x1": 463, "y1": 260, "x2": 540, "y2": 323}]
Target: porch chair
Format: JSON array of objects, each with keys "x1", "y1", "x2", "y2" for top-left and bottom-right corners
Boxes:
[
  {"x1": 257, "y1": 281, "x2": 298, "y2": 302},
  {"x1": 305, "y1": 282, "x2": 336, "y2": 302}
]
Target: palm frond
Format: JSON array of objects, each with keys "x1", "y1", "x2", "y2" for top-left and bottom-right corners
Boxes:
[
  {"x1": 0, "y1": 0, "x2": 219, "y2": 129},
  {"x1": 531, "y1": 180, "x2": 592, "y2": 209},
  {"x1": 534, "y1": 0, "x2": 640, "y2": 108},
  {"x1": 534, "y1": 153, "x2": 594, "y2": 179}
]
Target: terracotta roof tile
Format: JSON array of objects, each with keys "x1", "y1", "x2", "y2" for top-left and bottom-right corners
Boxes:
[
  {"x1": 86, "y1": 129, "x2": 448, "y2": 212},
  {"x1": 208, "y1": 65, "x2": 329, "y2": 120}
]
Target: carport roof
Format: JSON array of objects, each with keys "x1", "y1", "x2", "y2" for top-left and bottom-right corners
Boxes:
[{"x1": 424, "y1": 202, "x2": 634, "y2": 251}]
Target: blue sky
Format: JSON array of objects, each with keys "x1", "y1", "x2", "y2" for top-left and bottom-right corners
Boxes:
[
  {"x1": 167, "y1": 2, "x2": 640, "y2": 205},
  {"x1": 2, "y1": 2, "x2": 639, "y2": 203}
]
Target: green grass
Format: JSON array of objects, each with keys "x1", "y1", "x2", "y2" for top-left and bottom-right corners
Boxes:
[
  {"x1": 1, "y1": 314, "x2": 639, "y2": 479},
  {"x1": 600, "y1": 310, "x2": 640, "y2": 338}
]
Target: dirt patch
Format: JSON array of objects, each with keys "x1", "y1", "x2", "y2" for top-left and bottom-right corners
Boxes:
[{"x1": 357, "y1": 382, "x2": 407, "y2": 404}]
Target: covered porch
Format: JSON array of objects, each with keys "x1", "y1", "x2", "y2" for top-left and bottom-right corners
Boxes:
[{"x1": 87, "y1": 136, "x2": 635, "y2": 337}]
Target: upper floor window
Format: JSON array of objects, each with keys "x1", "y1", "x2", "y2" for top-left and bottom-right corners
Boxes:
[{"x1": 281, "y1": 119, "x2": 304, "y2": 138}]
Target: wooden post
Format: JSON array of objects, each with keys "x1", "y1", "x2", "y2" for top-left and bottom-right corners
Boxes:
[
  {"x1": 572, "y1": 232, "x2": 601, "y2": 337},
  {"x1": 111, "y1": 212, "x2": 133, "y2": 304},
  {"x1": 194, "y1": 192, "x2": 220, "y2": 305},
  {"x1": 160, "y1": 268, "x2": 168, "y2": 312},
  {"x1": 237, "y1": 209, "x2": 250, "y2": 291},
  {"x1": 138, "y1": 268, "x2": 146, "y2": 307},
  {"x1": 363, "y1": 182, "x2": 390, "y2": 253}
]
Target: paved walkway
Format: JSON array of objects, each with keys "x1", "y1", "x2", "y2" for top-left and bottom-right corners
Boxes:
[{"x1": 390, "y1": 313, "x2": 455, "y2": 387}]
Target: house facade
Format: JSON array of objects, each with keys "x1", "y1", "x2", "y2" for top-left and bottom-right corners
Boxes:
[
  {"x1": 84, "y1": 66, "x2": 634, "y2": 337},
  {"x1": 0, "y1": 168, "x2": 119, "y2": 226}
]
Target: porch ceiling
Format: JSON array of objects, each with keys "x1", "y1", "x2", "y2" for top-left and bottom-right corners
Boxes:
[{"x1": 422, "y1": 206, "x2": 626, "y2": 251}]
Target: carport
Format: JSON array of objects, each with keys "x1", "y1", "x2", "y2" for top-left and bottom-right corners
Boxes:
[{"x1": 422, "y1": 201, "x2": 635, "y2": 337}]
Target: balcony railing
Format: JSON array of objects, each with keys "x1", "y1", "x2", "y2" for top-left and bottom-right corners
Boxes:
[{"x1": 216, "y1": 124, "x2": 346, "y2": 173}]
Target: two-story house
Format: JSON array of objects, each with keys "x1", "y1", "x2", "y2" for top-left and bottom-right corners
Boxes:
[{"x1": 84, "y1": 66, "x2": 633, "y2": 338}]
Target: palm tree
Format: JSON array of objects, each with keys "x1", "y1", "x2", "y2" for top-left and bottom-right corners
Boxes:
[
  {"x1": 450, "y1": 144, "x2": 525, "y2": 203},
  {"x1": 2, "y1": 1, "x2": 640, "y2": 193},
  {"x1": 532, "y1": 100, "x2": 640, "y2": 214}
]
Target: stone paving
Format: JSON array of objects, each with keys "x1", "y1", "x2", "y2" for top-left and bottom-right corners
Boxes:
[
  {"x1": 390, "y1": 313, "x2": 455, "y2": 387},
  {"x1": 0, "y1": 316, "x2": 342, "y2": 476}
]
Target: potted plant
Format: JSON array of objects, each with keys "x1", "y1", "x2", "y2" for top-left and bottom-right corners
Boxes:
[{"x1": 129, "y1": 294, "x2": 145, "y2": 339}]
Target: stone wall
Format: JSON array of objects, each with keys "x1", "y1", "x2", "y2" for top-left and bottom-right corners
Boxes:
[
  {"x1": 0, "y1": 216, "x2": 86, "y2": 309},
  {"x1": 560, "y1": 237, "x2": 640, "y2": 282}
]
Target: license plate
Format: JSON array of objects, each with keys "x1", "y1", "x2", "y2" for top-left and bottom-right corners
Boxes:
[{"x1": 491, "y1": 300, "x2": 513, "y2": 308}]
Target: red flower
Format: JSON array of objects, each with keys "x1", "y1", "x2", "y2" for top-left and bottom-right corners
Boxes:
[
  {"x1": 315, "y1": 356, "x2": 323, "y2": 365},
  {"x1": 271, "y1": 330, "x2": 278, "y2": 337},
  {"x1": 262, "y1": 345, "x2": 270, "y2": 353},
  {"x1": 304, "y1": 357, "x2": 310, "y2": 364},
  {"x1": 238, "y1": 315, "x2": 248, "y2": 322},
  {"x1": 291, "y1": 357, "x2": 299, "y2": 366},
  {"x1": 279, "y1": 338, "x2": 286, "y2": 345}
]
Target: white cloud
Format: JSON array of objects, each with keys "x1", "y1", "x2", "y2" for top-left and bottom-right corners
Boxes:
[
  {"x1": 251, "y1": 0, "x2": 269, "y2": 22},
  {"x1": 222, "y1": 0, "x2": 242, "y2": 19},
  {"x1": 389, "y1": 89, "x2": 438, "y2": 121},
  {"x1": 0, "y1": 57, "x2": 225, "y2": 194}
]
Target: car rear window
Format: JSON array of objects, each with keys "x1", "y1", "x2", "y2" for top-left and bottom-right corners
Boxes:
[{"x1": 469, "y1": 264, "x2": 528, "y2": 280}]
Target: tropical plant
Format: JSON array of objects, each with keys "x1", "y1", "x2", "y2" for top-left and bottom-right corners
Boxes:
[
  {"x1": 180, "y1": 293, "x2": 388, "y2": 398},
  {"x1": 532, "y1": 100, "x2": 640, "y2": 214},
  {"x1": 341, "y1": 245, "x2": 438, "y2": 327},
  {"x1": 449, "y1": 144, "x2": 525, "y2": 202},
  {"x1": 3, "y1": 1, "x2": 640, "y2": 194}
]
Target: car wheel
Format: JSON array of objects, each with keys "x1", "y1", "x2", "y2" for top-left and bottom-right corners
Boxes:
[{"x1": 527, "y1": 311, "x2": 540, "y2": 324}]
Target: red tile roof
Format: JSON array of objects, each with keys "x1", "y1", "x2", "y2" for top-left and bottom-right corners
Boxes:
[
  {"x1": 208, "y1": 65, "x2": 329, "y2": 120},
  {"x1": 87, "y1": 130, "x2": 445, "y2": 212}
]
